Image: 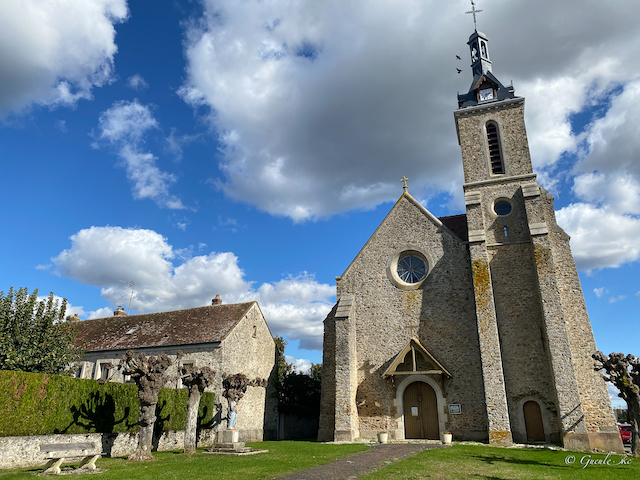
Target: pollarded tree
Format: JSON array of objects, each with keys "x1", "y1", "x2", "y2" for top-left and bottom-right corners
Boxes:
[
  {"x1": 120, "y1": 349, "x2": 181, "y2": 461},
  {"x1": 222, "y1": 373, "x2": 268, "y2": 403},
  {"x1": 593, "y1": 351, "x2": 640, "y2": 454},
  {"x1": 179, "y1": 365, "x2": 216, "y2": 454},
  {"x1": 221, "y1": 373, "x2": 267, "y2": 431},
  {"x1": 0, "y1": 287, "x2": 82, "y2": 374}
]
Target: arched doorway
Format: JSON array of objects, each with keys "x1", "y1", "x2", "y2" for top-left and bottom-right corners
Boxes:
[
  {"x1": 523, "y1": 401, "x2": 545, "y2": 442},
  {"x1": 403, "y1": 381, "x2": 439, "y2": 439}
]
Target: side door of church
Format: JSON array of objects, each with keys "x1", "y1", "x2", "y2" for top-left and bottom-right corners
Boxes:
[{"x1": 403, "y1": 382, "x2": 439, "y2": 439}]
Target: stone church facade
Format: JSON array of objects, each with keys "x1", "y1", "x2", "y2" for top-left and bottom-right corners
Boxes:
[{"x1": 318, "y1": 29, "x2": 622, "y2": 452}]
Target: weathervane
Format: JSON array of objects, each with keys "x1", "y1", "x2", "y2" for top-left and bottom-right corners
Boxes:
[
  {"x1": 401, "y1": 176, "x2": 409, "y2": 192},
  {"x1": 466, "y1": 0, "x2": 482, "y2": 30}
]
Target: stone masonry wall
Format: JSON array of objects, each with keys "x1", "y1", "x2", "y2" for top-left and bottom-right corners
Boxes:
[
  {"x1": 455, "y1": 99, "x2": 533, "y2": 184},
  {"x1": 541, "y1": 189, "x2": 620, "y2": 441},
  {"x1": 337, "y1": 195, "x2": 488, "y2": 440},
  {"x1": 469, "y1": 179, "x2": 562, "y2": 442},
  {"x1": 318, "y1": 307, "x2": 337, "y2": 441},
  {"x1": 0, "y1": 429, "x2": 217, "y2": 469},
  {"x1": 219, "y1": 303, "x2": 278, "y2": 442}
]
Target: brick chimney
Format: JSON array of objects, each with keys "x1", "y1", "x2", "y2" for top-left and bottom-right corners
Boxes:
[
  {"x1": 212, "y1": 294, "x2": 222, "y2": 305},
  {"x1": 114, "y1": 306, "x2": 128, "y2": 316}
]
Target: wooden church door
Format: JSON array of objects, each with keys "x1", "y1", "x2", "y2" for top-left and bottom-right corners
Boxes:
[
  {"x1": 403, "y1": 382, "x2": 439, "y2": 439},
  {"x1": 523, "y1": 401, "x2": 545, "y2": 442}
]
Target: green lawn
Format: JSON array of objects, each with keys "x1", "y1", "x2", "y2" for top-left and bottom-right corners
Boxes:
[
  {"x1": 0, "y1": 441, "x2": 368, "y2": 480},
  {"x1": 362, "y1": 444, "x2": 638, "y2": 480},
  {"x1": 0, "y1": 442, "x2": 636, "y2": 479}
]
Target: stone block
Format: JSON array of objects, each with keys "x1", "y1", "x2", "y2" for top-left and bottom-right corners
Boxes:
[{"x1": 220, "y1": 430, "x2": 239, "y2": 444}]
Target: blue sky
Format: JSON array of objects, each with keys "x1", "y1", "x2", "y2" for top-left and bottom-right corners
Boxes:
[{"x1": 0, "y1": 1, "x2": 638, "y2": 405}]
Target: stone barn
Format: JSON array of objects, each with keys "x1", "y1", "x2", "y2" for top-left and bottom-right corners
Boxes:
[
  {"x1": 73, "y1": 297, "x2": 278, "y2": 442},
  {"x1": 318, "y1": 27, "x2": 622, "y2": 453}
]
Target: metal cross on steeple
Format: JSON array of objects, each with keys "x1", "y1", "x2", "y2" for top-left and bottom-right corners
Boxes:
[{"x1": 466, "y1": 0, "x2": 483, "y2": 30}]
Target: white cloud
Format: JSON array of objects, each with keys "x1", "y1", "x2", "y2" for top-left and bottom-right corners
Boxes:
[
  {"x1": 572, "y1": 173, "x2": 640, "y2": 216},
  {"x1": 87, "y1": 306, "x2": 115, "y2": 319},
  {"x1": 97, "y1": 100, "x2": 158, "y2": 144},
  {"x1": 127, "y1": 74, "x2": 148, "y2": 90},
  {"x1": 0, "y1": 0, "x2": 128, "y2": 117},
  {"x1": 607, "y1": 383, "x2": 626, "y2": 409},
  {"x1": 35, "y1": 264, "x2": 52, "y2": 271},
  {"x1": 556, "y1": 203, "x2": 640, "y2": 271},
  {"x1": 34, "y1": 294, "x2": 103, "y2": 322},
  {"x1": 52, "y1": 226, "x2": 334, "y2": 349},
  {"x1": 55, "y1": 120, "x2": 68, "y2": 133},
  {"x1": 593, "y1": 287, "x2": 607, "y2": 299},
  {"x1": 285, "y1": 355, "x2": 312, "y2": 374},
  {"x1": 609, "y1": 295, "x2": 626, "y2": 304},
  {"x1": 179, "y1": 0, "x2": 640, "y2": 221},
  {"x1": 551, "y1": 81, "x2": 640, "y2": 271},
  {"x1": 95, "y1": 100, "x2": 185, "y2": 209}
]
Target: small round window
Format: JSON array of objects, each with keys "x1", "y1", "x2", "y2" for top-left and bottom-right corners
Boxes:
[
  {"x1": 397, "y1": 254, "x2": 427, "y2": 284},
  {"x1": 494, "y1": 200, "x2": 512, "y2": 216}
]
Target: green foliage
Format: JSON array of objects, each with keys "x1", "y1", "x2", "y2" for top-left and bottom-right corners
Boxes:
[
  {"x1": 272, "y1": 335, "x2": 322, "y2": 418},
  {"x1": 0, "y1": 287, "x2": 83, "y2": 374},
  {"x1": 278, "y1": 370, "x2": 322, "y2": 417},
  {"x1": 0, "y1": 370, "x2": 215, "y2": 437},
  {"x1": 273, "y1": 335, "x2": 292, "y2": 386}
]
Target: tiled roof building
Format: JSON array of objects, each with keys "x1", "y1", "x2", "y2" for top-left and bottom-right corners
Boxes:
[{"x1": 74, "y1": 299, "x2": 277, "y2": 442}]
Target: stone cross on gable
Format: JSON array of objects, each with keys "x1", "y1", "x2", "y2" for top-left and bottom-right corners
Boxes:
[
  {"x1": 401, "y1": 176, "x2": 409, "y2": 192},
  {"x1": 466, "y1": 0, "x2": 483, "y2": 30}
]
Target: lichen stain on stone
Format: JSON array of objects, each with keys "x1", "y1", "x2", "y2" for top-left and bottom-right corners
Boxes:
[
  {"x1": 471, "y1": 259, "x2": 493, "y2": 337},
  {"x1": 489, "y1": 430, "x2": 513, "y2": 445},
  {"x1": 402, "y1": 290, "x2": 421, "y2": 317},
  {"x1": 533, "y1": 243, "x2": 551, "y2": 269}
]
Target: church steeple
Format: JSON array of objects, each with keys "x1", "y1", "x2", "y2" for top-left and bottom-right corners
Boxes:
[
  {"x1": 468, "y1": 30, "x2": 492, "y2": 78},
  {"x1": 457, "y1": 4, "x2": 516, "y2": 109}
]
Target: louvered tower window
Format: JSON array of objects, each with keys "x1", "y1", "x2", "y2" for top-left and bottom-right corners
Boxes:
[{"x1": 486, "y1": 122, "x2": 504, "y2": 174}]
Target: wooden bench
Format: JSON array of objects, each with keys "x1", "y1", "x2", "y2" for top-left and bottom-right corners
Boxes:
[{"x1": 40, "y1": 442, "x2": 103, "y2": 475}]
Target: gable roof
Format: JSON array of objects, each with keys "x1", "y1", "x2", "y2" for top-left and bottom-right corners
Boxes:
[
  {"x1": 74, "y1": 302, "x2": 256, "y2": 352},
  {"x1": 439, "y1": 214, "x2": 468, "y2": 242},
  {"x1": 339, "y1": 192, "x2": 466, "y2": 279},
  {"x1": 383, "y1": 337, "x2": 452, "y2": 378}
]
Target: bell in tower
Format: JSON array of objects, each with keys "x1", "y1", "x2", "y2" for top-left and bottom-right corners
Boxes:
[{"x1": 469, "y1": 30, "x2": 492, "y2": 77}]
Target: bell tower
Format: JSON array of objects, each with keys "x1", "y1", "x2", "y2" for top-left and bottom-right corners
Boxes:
[{"x1": 451, "y1": 7, "x2": 620, "y2": 451}]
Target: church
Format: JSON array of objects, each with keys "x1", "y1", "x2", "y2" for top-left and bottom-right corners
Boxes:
[{"x1": 318, "y1": 26, "x2": 622, "y2": 452}]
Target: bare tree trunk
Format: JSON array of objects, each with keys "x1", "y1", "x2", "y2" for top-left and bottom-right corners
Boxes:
[
  {"x1": 184, "y1": 385, "x2": 202, "y2": 455},
  {"x1": 629, "y1": 398, "x2": 640, "y2": 455},
  {"x1": 129, "y1": 403, "x2": 157, "y2": 461}
]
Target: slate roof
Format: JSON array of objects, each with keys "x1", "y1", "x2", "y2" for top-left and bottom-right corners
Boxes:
[
  {"x1": 439, "y1": 214, "x2": 469, "y2": 242},
  {"x1": 457, "y1": 71, "x2": 516, "y2": 109},
  {"x1": 74, "y1": 302, "x2": 255, "y2": 352}
]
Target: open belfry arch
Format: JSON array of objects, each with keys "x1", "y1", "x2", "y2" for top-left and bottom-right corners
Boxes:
[{"x1": 318, "y1": 4, "x2": 622, "y2": 452}]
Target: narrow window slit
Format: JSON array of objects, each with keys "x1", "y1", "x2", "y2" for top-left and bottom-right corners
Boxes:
[{"x1": 487, "y1": 123, "x2": 504, "y2": 174}]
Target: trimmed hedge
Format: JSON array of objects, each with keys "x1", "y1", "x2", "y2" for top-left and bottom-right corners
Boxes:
[{"x1": 0, "y1": 370, "x2": 215, "y2": 437}]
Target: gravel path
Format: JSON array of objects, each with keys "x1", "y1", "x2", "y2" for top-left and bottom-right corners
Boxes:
[{"x1": 276, "y1": 442, "x2": 449, "y2": 480}]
